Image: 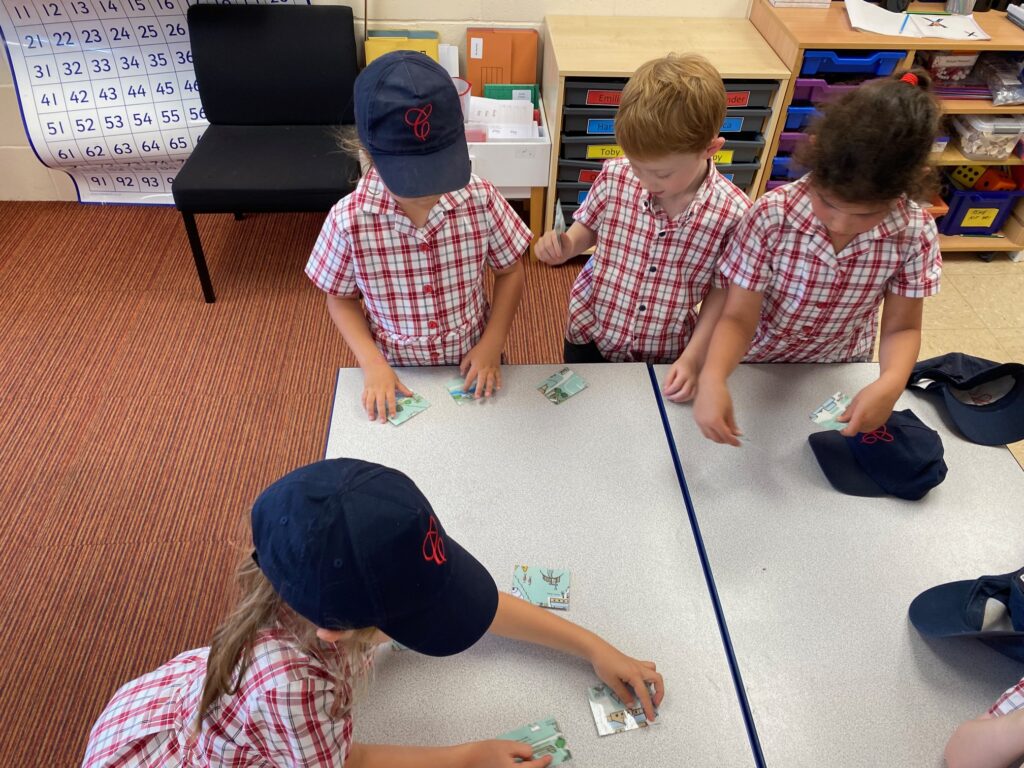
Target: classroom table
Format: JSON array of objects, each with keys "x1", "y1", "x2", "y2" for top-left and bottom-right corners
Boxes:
[
  {"x1": 324, "y1": 363, "x2": 756, "y2": 768},
  {"x1": 654, "y1": 362, "x2": 1024, "y2": 768}
]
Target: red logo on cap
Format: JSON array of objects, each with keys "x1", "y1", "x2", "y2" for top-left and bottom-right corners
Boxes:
[
  {"x1": 405, "y1": 104, "x2": 432, "y2": 142},
  {"x1": 860, "y1": 425, "x2": 894, "y2": 445},
  {"x1": 422, "y1": 515, "x2": 446, "y2": 565}
]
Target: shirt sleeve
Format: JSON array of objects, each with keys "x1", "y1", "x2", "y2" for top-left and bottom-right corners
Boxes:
[
  {"x1": 989, "y1": 676, "x2": 1024, "y2": 717},
  {"x1": 305, "y1": 205, "x2": 359, "y2": 297},
  {"x1": 252, "y1": 676, "x2": 353, "y2": 767},
  {"x1": 887, "y1": 214, "x2": 942, "y2": 299},
  {"x1": 485, "y1": 182, "x2": 532, "y2": 272},
  {"x1": 720, "y1": 197, "x2": 777, "y2": 293},
  {"x1": 572, "y1": 163, "x2": 611, "y2": 233}
]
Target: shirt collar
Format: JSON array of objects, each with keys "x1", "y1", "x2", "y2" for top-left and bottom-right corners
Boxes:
[
  {"x1": 637, "y1": 159, "x2": 717, "y2": 219},
  {"x1": 355, "y1": 167, "x2": 472, "y2": 232},
  {"x1": 796, "y1": 175, "x2": 913, "y2": 256}
]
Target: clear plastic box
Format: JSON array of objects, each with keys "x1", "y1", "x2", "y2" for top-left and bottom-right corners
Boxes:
[
  {"x1": 918, "y1": 51, "x2": 980, "y2": 83},
  {"x1": 952, "y1": 114, "x2": 1024, "y2": 161}
]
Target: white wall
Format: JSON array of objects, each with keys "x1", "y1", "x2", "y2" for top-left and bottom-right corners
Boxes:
[{"x1": 0, "y1": 0, "x2": 751, "y2": 201}]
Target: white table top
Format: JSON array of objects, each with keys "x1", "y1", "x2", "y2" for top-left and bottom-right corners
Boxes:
[
  {"x1": 324, "y1": 363, "x2": 755, "y2": 768},
  {"x1": 654, "y1": 362, "x2": 1024, "y2": 768}
]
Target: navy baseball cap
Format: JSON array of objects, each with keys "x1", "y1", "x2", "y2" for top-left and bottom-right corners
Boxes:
[
  {"x1": 909, "y1": 566, "x2": 1024, "y2": 662},
  {"x1": 354, "y1": 50, "x2": 470, "y2": 198},
  {"x1": 251, "y1": 459, "x2": 498, "y2": 657},
  {"x1": 908, "y1": 353, "x2": 1024, "y2": 446},
  {"x1": 808, "y1": 409, "x2": 947, "y2": 501}
]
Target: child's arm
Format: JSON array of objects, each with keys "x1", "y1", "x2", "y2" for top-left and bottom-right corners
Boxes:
[
  {"x1": 836, "y1": 293, "x2": 922, "y2": 436},
  {"x1": 535, "y1": 222, "x2": 597, "y2": 266},
  {"x1": 945, "y1": 710, "x2": 1024, "y2": 768},
  {"x1": 692, "y1": 284, "x2": 764, "y2": 446},
  {"x1": 460, "y1": 260, "x2": 525, "y2": 398},
  {"x1": 488, "y1": 592, "x2": 664, "y2": 721},
  {"x1": 663, "y1": 286, "x2": 727, "y2": 403},
  {"x1": 347, "y1": 740, "x2": 551, "y2": 768},
  {"x1": 326, "y1": 294, "x2": 412, "y2": 423}
]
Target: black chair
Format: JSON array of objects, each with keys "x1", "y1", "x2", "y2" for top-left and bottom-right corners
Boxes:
[{"x1": 172, "y1": 4, "x2": 360, "y2": 303}]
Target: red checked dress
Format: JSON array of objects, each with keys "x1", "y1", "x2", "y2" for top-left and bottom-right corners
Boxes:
[
  {"x1": 721, "y1": 175, "x2": 942, "y2": 363},
  {"x1": 566, "y1": 158, "x2": 751, "y2": 363},
  {"x1": 82, "y1": 629, "x2": 362, "y2": 767},
  {"x1": 990, "y1": 676, "x2": 1024, "y2": 716},
  {"x1": 305, "y1": 169, "x2": 532, "y2": 367}
]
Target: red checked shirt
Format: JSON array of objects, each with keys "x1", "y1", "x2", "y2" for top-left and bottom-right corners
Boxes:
[
  {"x1": 721, "y1": 175, "x2": 942, "y2": 363},
  {"x1": 82, "y1": 629, "x2": 363, "y2": 767},
  {"x1": 990, "y1": 676, "x2": 1024, "y2": 716},
  {"x1": 305, "y1": 169, "x2": 532, "y2": 367},
  {"x1": 567, "y1": 158, "x2": 751, "y2": 363}
]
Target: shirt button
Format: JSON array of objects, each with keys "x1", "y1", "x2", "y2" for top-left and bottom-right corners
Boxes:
[
  {"x1": 649, "y1": 266, "x2": 657, "y2": 273},
  {"x1": 802, "y1": 325, "x2": 814, "y2": 333},
  {"x1": 639, "y1": 305, "x2": 647, "y2": 312},
  {"x1": 427, "y1": 320, "x2": 438, "y2": 330},
  {"x1": 816, "y1": 301, "x2": 829, "y2": 309},
  {"x1": 657, "y1": 230, "x2": 667, "y2": 238},
  {"x1": 423, "y1": 284, "x2": 433, "y2": 295}
]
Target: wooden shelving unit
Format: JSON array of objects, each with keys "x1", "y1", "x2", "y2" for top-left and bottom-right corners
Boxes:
[
  {"x1": 541, "y1": 15, "x2": 791, "y2": 232},
  {"x1": 750, "y1": 0, "x2": 1024, "y2": 256}
]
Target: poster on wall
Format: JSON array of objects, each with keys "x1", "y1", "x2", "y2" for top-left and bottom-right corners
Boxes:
[{"x1": 0, "y1": 0, "x2": 309, "y2": 204}]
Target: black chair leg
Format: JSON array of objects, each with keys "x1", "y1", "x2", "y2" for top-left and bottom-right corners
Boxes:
[
  {"x1": 180, "y1": 211, "x2": 216, "y2": 303},
  {"x1": 233, "y1": 212, "x2": 245, "y2": 221}
]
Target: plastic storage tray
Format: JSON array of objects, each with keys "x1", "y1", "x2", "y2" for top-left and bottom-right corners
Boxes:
[
  {"x1": 562, "y1": 108, "x2": 618, "y2": 135},
  {"x1": 557, "y1": 182, "x2": 593, "y2": 206},
  {"x1": 784, "y1": 106, "x2": 821, "y2": 131},
  {"x1": 801, "y1": 50, "x2": 906, "y2": 77},
  {"x1": 771, "y1": 155, "x2": 806, "y2": 181},
  {"x1": 721, "y1": 108, "x2": 771, "y2": 134},
  {"x1": 558, "y1": 159, "x2": 604, "y2": 184},
  {"x1": 563, "y1": 78, "x2": 628, "y2": 108},
  {"x1": 766, "y1": 180, "x2": 789, "y2": 191},
  {"x1": 560, "y1": 135, "x2": 623, "y2": 160},
  {"x1": 791, "y1": 77, "x2": 860, "y2": 104},
  {"x1": 952, "y1": 114, "x2": 1024, "y2": 161},
  {"x1": 716, "y1": 161, "x2": 760, "y2": 187},
  {"x1": 777, "y1": 131, "x2": 809, "y2": 155},
  {"x1": 939, "y1": 176, "x2": 1021, "y2": 235},
  {"x1": 715, "y1": 135, "x2": 766, "y2": 164},
  {"x1": 724, "y1": 81, "x2": 779, "y2": 109}
]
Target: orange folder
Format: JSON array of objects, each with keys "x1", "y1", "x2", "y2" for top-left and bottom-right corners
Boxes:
[{"x1": 465, "y1": 28, "x2": 539, "y2": 97}]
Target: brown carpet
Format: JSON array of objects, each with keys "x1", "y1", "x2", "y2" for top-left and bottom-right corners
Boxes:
[{"x1": 0, "y1": 200, "x2": 580, "y2": 766}]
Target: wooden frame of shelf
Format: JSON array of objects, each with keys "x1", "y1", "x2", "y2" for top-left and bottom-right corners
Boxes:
[
  {"x1": 541, "y1": 15, "x2": 790, "y2": 234},
  {"x1": 750, "y1": 0, "x2": 1024, "y2": 255}
]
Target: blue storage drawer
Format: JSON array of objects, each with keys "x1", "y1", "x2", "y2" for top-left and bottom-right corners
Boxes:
[
  {"x1": 784, "y1": 106, "x2": 821, "y2": 131},
  {"x1": 771, "y1": 155, "x2": 805, "y2": 181},
  {"x1": 801, "y1": 50, "x2": 906, "y2": 77}
]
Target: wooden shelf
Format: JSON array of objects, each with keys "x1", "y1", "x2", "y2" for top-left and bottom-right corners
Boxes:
[
  {"x1": 939, "y1": 233, "x2": 1023, "y2": 251},
  {"x1": 941, "y1": 99, "x2": 1024, "y2": 115},
  {"x1": 932, "y1": 143, "x2": 1024, "y2": 165}
]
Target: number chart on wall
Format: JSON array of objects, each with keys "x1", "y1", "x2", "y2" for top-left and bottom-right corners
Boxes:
[{"x1": 0, "y1": 0, "x2": 308, "y2": 204}]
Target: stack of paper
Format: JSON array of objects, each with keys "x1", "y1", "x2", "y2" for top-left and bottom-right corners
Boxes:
[
  {"x1": 466, "y1": 96, "x2": 540, "y2": 140},
  {"x1": 845, "y1": 0, "x2": 991, "y2": 40},
  {"x1": 771, "y1": 0, "x2": 830, "y2": 9}
]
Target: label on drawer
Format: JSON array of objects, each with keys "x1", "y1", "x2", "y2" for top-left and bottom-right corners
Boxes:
[
  {"x1": 470, "y1": 37, "x2": 483, "y2": 59},
  {"x1": 577, "y1": 190, "x2": 589, "y2": 204},
  {"x1": 727, "y1": 91, "x2": 751, "y2": 108},
  {"x1": 586, "y1": 144, "x2": 623, "y2": 159},
  {"x1": 585, "y1": 89, "x2": 622, "y2": 106},
  {"x1": 586, "y1": 118, "x2": 615, "y2": 135},
  {"x1": 723, "y1": 173, "x2": 735, "y2": 181},
  {"x1": 721, "y1": 116, "x2": 743, "y2": 133},
  {"x1": 713, "y1": 150, "x2": 734, "y2": 164},
  {"x1": 961, "y1": 207, "x2": 998, "y2": 228},
  {"x1": 512, "y1": 89, "x2": 532, "y2": 101},
  {"x1": 578, "y1": 169, "x2": 600, "y2": 183}
]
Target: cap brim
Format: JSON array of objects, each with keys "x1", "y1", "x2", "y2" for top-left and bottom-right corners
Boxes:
[
  {"x1": 379, "y1": 534, "x2": 498, "y2": 657},
  {"x1": 909, "y1": 578, "x2": 1024, "y2": 640},
  {"x1": 372, "y1": 132, "x2": 471, "y2": 198},
  {"x1": 808, "y1": 430, "x2": 887, "y2": 497},
  {"x1": 943, "y1": 375, "x2": 1024, "y2": 446}
]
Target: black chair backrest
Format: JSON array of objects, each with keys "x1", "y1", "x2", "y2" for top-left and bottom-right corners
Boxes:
[{"x1": 187, "y1": 4, "x2": 357, "y2": 126}]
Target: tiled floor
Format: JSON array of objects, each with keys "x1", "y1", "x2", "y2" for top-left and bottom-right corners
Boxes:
[{"x1": 904, "y1": 253, "x2": 1023, "y2": 466}]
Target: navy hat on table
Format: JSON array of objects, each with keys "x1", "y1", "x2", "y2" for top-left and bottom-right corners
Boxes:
[
  {"x1": 909, "y1": 566, "x2": 1024, "y2": 662},
  {"x1": 354, "y1": 50, "x2": 470, "y2": 198},
  {"x1": 251, "y1": 458, "x2": 498, "y2": 657},
  {"x1": 808, "y1": 409, "x2": 947, "y2": 501},
  {"x1": 908, "y1": 353, "x2": 1024, "y2": 446}
]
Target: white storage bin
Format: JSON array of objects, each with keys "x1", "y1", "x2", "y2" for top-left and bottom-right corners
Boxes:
[{"x1": 467, "y1": 102, "x2": 551, "y2": 197}]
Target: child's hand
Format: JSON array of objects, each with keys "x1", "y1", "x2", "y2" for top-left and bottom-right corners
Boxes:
[
  {"x1": 589, "y1": 642, "x2": 665, "y2": 723},
  {"x1": 459, "y1": 740, "x2": 552, "y2": 768},
  {"x1": 362, "y1": 361, "x2": 411, "y2": 423},
  {"x1": 460, "y1": 341, "x2": 502, "y2": 398},
  {"x1": 535, "y1": 230, "x2": 575, "y2": 266},
  {"x1": 662, "y1": 353, "x2": 700, "y2": 403},
  {"x1": 837, "y1": 379, "x2": 900, "y2": 437},
  {"x1": 693, "y1": 380, "x2": 742, "y2": 446}
]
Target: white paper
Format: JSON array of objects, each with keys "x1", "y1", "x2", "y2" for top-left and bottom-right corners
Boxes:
[
  {"x1": 438, "y1": 43, "x2": 459, "y2": 77},
  {"x1": 845, "y1": 0, "x2": 990, "y2": 39},
  {"x1": 486, "y1": 121, "x2": 538, "y2": 140},
  {"x1": 0, "y1": 0, "x2": 309, "y2": 205},
  {"x1": 466, "y1": 95, "x2": 532, "y2": 125}
]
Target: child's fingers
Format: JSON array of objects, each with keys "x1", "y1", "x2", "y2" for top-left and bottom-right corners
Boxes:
[
  {"x1": 395, "y1": 378, "x2": 413, "y2": 396},
  {"x1": 385, "y1": 390, "x2": 397, "y2": 422},
  {"x1": 504, "y1": 741, "x2": 536, "y2": 761},
  {"x1": 645, "y1": 666, "x2": 666, "y2": 707},
  {"x1": 520, "y1": 756, "x2": 553, "y2": 768},
  {"x1": 463, "y1": 367, "x2": 479, "y2": 395},
  {"x1": 481, "y1": 370, "x2": 498, "y2": 397},
  {"x1": 607, "y1": 679, "x2": 637, "y2": 711},
  {"x1": 662, "y1": 369, "x2": 680, "y2": 395},
  {"x1": 630, "y1": 675, "x2": 657, "y2": 722},
  {"x1": 677, "y1": 379, "x2": 696, "y2": 401}
]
